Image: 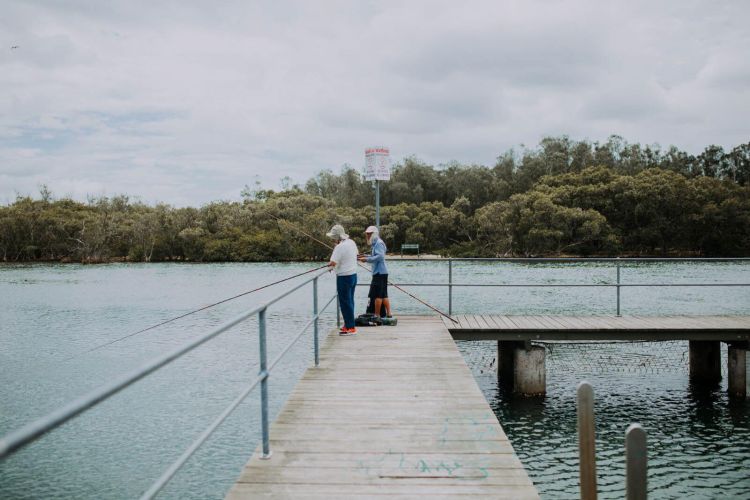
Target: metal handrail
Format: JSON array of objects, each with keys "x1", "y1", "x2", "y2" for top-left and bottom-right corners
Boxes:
[
  {"x1": 358, "y1": 283, "x2": 750, "y2": 287},
  {"x1": 0, "y1": 267, "x2": 339, "y2": 500},
  {"x1": 390, "y1": 257, "x2": 750, "y2": 262},
  {"x1": 377, "y1": 257, "x2": 750, "y2": 316},
  {"x1": 141, "y1": 293, "x2": 338, "y2": 500}
]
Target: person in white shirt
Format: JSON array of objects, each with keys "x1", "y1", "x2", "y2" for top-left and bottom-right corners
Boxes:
[{"x1": 327, "y1": 224, "x2": 358, "y2": 335}]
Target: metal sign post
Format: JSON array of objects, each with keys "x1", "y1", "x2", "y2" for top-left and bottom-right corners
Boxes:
[
  {"x1": 375, "y1": 180, "x2": 380, "y2": 227},
  {"x1": 364, "y1": 147, "x2": 391, "y2": 229}
]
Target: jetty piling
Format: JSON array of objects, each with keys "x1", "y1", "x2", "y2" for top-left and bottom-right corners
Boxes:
[
  {"x1": 688, "y1": 340, "x2": 722, "y2": 385},
  {"x1": 625, "y1": 424, "x2": 648, "y2": 500},
  {"x1": 577, "y1": 381, "x2": 598, "y2": 500},
  {"x1": 728, "y1": 342, "x2": 748, "y2": 398}
]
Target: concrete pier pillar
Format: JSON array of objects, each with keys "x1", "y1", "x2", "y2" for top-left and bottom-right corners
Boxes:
[
  {"x1": 497, "y1": 341, "x2": 518, "y2": 386},
  {"x1": 728, "y1": 343, "x2": 747, "y2": 398},
  {"x1": 689, "y1": 340, "x2": 721, "y2": 385},
  {"x1": 513, "y1": 344, "x2": 546, "y2": 396}
]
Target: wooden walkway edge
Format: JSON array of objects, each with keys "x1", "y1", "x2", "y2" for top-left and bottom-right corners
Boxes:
[
  {"x1": 226, "y1": 316, "x2": 538, "y2": 499},
  {"x1": 444, "y1": 314, "x2": 750, "y2": 341}
]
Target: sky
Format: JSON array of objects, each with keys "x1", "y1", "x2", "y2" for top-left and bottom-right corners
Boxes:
[{"x1": 2, "y1": 0, "x2": 749, "y2": 206}]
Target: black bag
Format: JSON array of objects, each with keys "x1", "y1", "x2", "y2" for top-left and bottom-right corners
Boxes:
[{"x1": 355, "y1": 313, "x2": 383, "y2": 327}]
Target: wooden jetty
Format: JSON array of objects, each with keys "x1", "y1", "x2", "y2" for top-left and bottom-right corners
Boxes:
[
  {"x1": 227, "y1": 316, "x2": 539, "y2": 499},
  {"x1": 227, "y1": 313, "x2": 749, "y2": 498},
  {"x1": 444, "y1": 314, "x2": 750, "y2": 341},
  {"x1": 444, "y1": 314, "x2": 749, "y2": 397}
]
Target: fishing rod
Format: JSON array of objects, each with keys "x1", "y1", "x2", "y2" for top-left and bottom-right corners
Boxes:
[
  {"x1": 63, "y1": 263, "x2": 330, "y2": 361},
  {"x1": 264, "y1": 211, "x2": 458, "y2": 322}
]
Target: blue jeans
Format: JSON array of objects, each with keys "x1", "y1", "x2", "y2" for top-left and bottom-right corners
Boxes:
[{"x1": 337, "y1": 273, "x2": 357, "y2": 328}]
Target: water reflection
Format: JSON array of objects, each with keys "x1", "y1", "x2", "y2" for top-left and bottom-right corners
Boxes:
[{"x1": 458, "y1": 340, "x2": 750, "y2": 499}]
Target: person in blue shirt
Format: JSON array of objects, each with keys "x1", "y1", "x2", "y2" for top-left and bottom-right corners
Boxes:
[{"x1": 358, "y1": 225, "x2": 392, "y2": 318}]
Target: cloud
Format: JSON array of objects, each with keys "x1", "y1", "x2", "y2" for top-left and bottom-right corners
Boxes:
[{"x1": 1, "y1": 0, "x2": 749, "y2": 206}]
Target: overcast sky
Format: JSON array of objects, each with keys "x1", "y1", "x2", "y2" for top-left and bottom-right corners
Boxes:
[{"x1": 2, "y1": 1, "x2": 749, "y2": 206}]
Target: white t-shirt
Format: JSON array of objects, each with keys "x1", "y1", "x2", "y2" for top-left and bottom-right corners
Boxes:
[{"x1": 330, "y1": 238, "x2": 358, "y2": 276}]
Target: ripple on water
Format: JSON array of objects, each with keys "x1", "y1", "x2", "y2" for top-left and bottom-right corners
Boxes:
[
  {"x1": 2, "y1": 262, "x2": 749, "y2": 499},
  {"x1": 456, "y1": 340, "x2": 750, "y2": 499}
]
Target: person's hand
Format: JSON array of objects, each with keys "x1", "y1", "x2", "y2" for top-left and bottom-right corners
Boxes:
[{"x1": 358, "y1": 255, "x2": 367, "y2": 262}]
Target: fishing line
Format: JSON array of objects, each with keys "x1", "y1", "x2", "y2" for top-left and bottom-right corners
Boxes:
[
  {"x1": 63, "y1": 264, "x2": 330, "y2": 361},
  {"x1": 264, "y1": 210, "x2": 458, "y2": 322}
]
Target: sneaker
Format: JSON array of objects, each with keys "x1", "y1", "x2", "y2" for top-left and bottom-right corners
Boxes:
[{"x1": 339, "y1": 327, "x2": 357, "y2": 336}]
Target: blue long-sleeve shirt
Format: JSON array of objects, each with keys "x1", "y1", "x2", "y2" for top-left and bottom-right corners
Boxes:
[{"x1": 365, "y1": 237, "x2": 388, "y2": 275}]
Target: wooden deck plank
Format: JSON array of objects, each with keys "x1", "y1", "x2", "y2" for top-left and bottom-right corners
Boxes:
[
  {"x1": 533, "y1": 315, "x2": 560, "y2": 330},
  {"x1": 473, "y1": 314, "x2": 488, "y2": 329},
  {"x1": 568, "y1": 316, "x2": 606, "y2": 330},
  {"x1": 494, "y1": 315, "x2": 518, "y2": 330},
  {"x1": 525, "y1": 315, "x2": 552, "y2": 330},
  {"x1": 471, "y1": 314, "x2": 488, "y2": 330},
  {"x1": 481, "y1": 314, "x2": 503, "y2": 329},
  {"x1": 548, "y1": 316, "x2": 585, "y2": 330},
  {"x1": 540, "y1": 315, "x2": 568, "y2": 329},
  {"x1": 478, "y1": 314, "x2": 495, "y2": 329},
  {"x1": 576, "y1": 316, "x2": 616, "y2": 330},
  {"x1": 512, "y1": 315, "x2": 539, "y2": 329},
  {"x1": 227, "y1": 316, "x2": 538, "y2": 499}
]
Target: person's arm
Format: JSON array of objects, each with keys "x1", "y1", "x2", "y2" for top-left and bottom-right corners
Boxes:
[
  {"x1": 365, "y1": 241, "x2": 385, "y2": 264},
  {"x1": 329, "y1": 244, "x2": 339, "y2": 268}
]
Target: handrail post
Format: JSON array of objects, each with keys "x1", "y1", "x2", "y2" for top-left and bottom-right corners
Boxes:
[
  {"x1": 313, "y1": 277, "x2": 319, "y2": 366},
  {"x1": 625, "y1": 424, "x2": 647, "y2": 500},
  {"x1": 258, "y1": 307, "x2": 271, "y2": 459},
  {"x1": 448, "y1": 258, "x2": 453, "y2": 315},
  {"x1": 577, "y1": 381, "x2": 597, "y2": 500},
  {"x1": 616, "y1": 257, "x2": 621, "y2": 317}
]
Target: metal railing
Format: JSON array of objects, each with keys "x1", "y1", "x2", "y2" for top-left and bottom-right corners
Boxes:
[
  {"x1": 0, "y1": 268, "x2": 339, "y2": 499},
  {"x1": 377, "y1": 257, "x2": 750, "y2": 316}
]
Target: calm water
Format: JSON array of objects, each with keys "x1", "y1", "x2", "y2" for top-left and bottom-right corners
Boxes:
[{"x1": 1, "y1": 261, "x2": 749, "y2": 499}]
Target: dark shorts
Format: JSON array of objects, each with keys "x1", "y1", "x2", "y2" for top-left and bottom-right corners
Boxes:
[{"x1": 368, "y1": 274, "x2": 388, "y2": 299}]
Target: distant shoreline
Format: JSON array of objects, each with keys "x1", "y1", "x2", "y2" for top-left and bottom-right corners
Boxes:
[{"x1": 3, "y1": 253, "x2": 748, "y2": 265}]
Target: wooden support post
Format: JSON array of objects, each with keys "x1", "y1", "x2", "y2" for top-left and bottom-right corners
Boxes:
[
  {"x1": 625, "y1": 424, "x2": 647, "y2": 500},
  {"x1": 497, "y1": 341, "x2": 516, "y2": 387},
  {"x1": 513, "y1": 343, "x2": 546, "y2": 396},
  {"x1": 728, "y1": 343, "x2": 747, "y2": 399},
  {"x1": 577, "y1": 381, "x2": 597, "y2": 500},
  {"x1": 689, "y1": 340, "x2": 721, "y2": 385}
]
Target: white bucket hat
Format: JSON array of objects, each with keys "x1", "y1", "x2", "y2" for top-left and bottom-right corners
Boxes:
[
  {"x1": 326, "y1": 224, "x2": 348, "y2": 240},
  {"x1": 365, "y1": 225, "x2": 379, "y2": 245}
]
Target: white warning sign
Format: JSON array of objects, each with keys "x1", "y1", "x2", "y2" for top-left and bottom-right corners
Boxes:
[{"x1": 364, "y1": 147, "x2": 391, "y2": 181}]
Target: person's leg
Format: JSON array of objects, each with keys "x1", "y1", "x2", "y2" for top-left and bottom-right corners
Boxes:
[
  {"x1": 374, "y1": 298, "x2": 383, "y2": 316},
  {"x1": 376, "y1": 274, "x2": 390, "y2": 317},
  {"x1": 348, "y1": 274, "x2": 357, "y2": 327},
  {"x1": 339, "y1": 274, "x2": 356, "y2": 328},
  {"x1": 366, "y1": 278, "x2": 377, "y2": 315},
  {"x1": 336, "y1": 275, "x2": 348, "y2": 330}
]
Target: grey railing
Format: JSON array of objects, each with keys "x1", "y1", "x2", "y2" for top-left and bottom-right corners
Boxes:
[
  {"x1": 0, "y1": 268, "x2": 339, "y2": 499},
  {"x1": 376, "y1": 257, "x2": 750, "y2": 316}
]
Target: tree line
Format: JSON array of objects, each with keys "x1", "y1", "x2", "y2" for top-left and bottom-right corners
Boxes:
[{"x1": 1, "y1": 136, "x2": 748, "y2": 262}]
